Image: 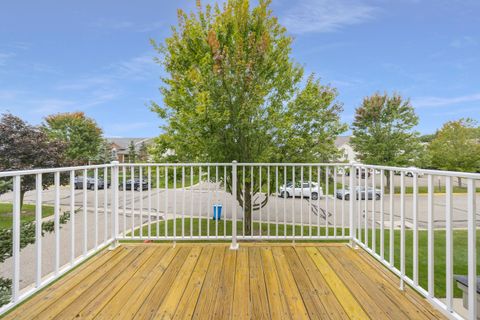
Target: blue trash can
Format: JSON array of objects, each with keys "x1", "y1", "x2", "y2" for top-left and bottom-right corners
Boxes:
[{"x1": 213, "y1": 204, "x2": 222, "y2": 220}]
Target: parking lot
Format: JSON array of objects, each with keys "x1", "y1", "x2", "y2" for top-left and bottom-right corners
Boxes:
[
  {"x1": 1, "y1": 179, "x2": 479, "y2": 289},
  {"x1": 2, "y1": 180, "x2": 478, "y2": 230}
]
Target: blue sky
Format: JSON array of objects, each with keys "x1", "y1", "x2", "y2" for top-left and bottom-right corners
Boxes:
[{"x1": 1, "y1": 0, "x2": 479, "y2": 137}]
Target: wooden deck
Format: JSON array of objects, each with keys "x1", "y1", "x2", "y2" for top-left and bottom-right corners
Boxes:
[{"x1": 4, "y1": 243, "x2": 445, "y2": 319}]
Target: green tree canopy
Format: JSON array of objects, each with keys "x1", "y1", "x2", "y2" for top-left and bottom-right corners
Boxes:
[
  {"x1": 428, "y1": 118, "x2": 480, "y2": 185},
  {"x1": 43, "y1": 112, "x2": 103, "y2": 165},
  {"x1": 350, "y1": 93, "x2": 421, "y2": 188},
  {"x1": 149, "y1": 0, "x2": 346, "y2": 234},
  {"x1": 150, "y1": 0, "x2": 345, "y2": 164},
  {"x1": 350, "y1": 93, "x2": 421, "y2": 166},
  {"x1": 0, "y1": 113, "x2": 68, "y2": 207}
]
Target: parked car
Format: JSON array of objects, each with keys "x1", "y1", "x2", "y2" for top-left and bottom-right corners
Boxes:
[
  {"x1": 279, "y1": 181, "x2": 323, "y2": 200},
  {"x1": 345, "y1": 168, "x2": 371, "y2": 178},
  {"x1": 394, "y1": 167, "x2": 423, "y2": 177},
  {"x1": 405, "y1": 167, "x2": 423, "y2": 177},
  {"x1": 336, "y1": 186, "x2": 381, "y2": 200},
  {"x1": 121, "y1": 178, "x2": 148, "y2": 191},
  {"x1": 74, "y1": 176, "x2": 110, "y2": 190}
]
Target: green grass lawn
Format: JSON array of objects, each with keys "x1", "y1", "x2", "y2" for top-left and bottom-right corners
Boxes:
[
  {"x1": 362, "y1": 227, "x2": 480, "y2": 299},
  {"x1": 128, "y1": 217, "x2": 479, "y2": 299},
  {"x1": 393, "y1": 185, "x2": 480, "y2": 194},
  {"x1": 0, "y1": 203, "x2": 55, "y2": 229}
]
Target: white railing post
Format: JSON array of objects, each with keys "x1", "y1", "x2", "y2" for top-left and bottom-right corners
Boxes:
[
  {"x1": 110, "y1": 161, "x2": 119, "y2": 249},
  {"x1": 35, "y1": 173, "x2": 43, "y2": 287},
  {"x1": 349, "y1": 164, "x2": 356, "y2": 247},
  {"x1": 399, "y1": 171, "x2": 405, "y2": 290},
  {"x1": 12, "y1": 175, "x2": 21, "y2": 303},
  {"x1": 230, "y1": 161, "x2": 239, "y2": 250},
  {"x1": 467, "y1": 178, "x2": 477, "y2": 320}
]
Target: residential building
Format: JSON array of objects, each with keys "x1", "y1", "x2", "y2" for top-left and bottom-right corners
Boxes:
[
  {"x1": 106, "y1": 137, "x2": 153, "y2": 163},
  {"x1": 335, "y1": 135, "x2": 357, "y2": 163}
]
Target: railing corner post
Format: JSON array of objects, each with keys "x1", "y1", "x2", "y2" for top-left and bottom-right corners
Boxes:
[
  {"x1": 230, "y1": 160, "x2": 239, "y2": 250},
  {"x1": 110, "y1": 160, "x2": 120, "y2": 250},
  {"x1": 348, "y1": 163, "x2": 356, "y2": 248}
]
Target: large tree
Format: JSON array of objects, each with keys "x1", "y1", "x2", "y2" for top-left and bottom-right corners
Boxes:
[
  {"x1": 428, "y1": 118, "x2": 480, "y2": 187},
  {"x1": 43, "y1": 112, "x2": 103, "y2": 165},
  {"x1": 350, "y1": 93, "x2": 421, "y2": 187},
  {"x1": 0, "y1": 114, "x2": 68, "y2": 207},
  {"x1": 150, "y1": 0, "x2": 346, "y2": 234}
]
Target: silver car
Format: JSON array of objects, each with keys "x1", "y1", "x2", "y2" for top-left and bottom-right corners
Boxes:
[
  {"x1": 279, "y1": 181, "x2": 323, "y2": 200},
  {"x1": 336, "y1": 186, "x2": 381, "y2": 200}
]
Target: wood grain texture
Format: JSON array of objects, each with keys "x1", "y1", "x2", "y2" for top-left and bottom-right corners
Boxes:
[{"x1": 3, "y1": 243, "x2": 446, "y2": 320}]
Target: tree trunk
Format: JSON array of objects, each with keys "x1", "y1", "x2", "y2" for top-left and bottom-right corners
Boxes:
[
  {"x1": 385, "y1": 171, "x2": 391, "y2": 194},
  {"x1": 242, "y1": 183, "x2": 252, "y2": 236},
  {"x1": 458, "y1": 177, "x2": 462, "y2": 188},
  {"x1": 20, "y1": 190, "x2": 26, "y2": 210}
]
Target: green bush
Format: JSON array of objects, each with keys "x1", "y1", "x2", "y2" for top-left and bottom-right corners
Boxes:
[{"x1": 0, "y1": 210, "x2": 71, "y2": 306}]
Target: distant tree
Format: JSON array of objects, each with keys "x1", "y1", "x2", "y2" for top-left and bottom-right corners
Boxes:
[
  {"x1": 277, "y1": 75, "x2": 347, "y2": 162},
  {"x1": 138, "y1": 142, "x2": 149, "y2": 162},
  {"x1": 350, "y1": 93, "x2": 421, "y2": 187},
  {"x1": 95, "y1": 139, "x2": 114, "y2": 163},
  {"x1": 428, "y1": 118, "x2": 480, "y2": 187},
  {"x1": 0, "y1": 114, "x2": 68, "y2": 208},
  {"x1": 128, "y1": 141, "x2": 137, "y2": 163},
  {"x1": 419, "y1": 134, "x2": 435, "y2": 143},
  {"x1": 150, "y1": 0, "x2": 346, "y2": 234},
  {"x1": 43, "y1": 112, "x2": 103, "y2": 165}
]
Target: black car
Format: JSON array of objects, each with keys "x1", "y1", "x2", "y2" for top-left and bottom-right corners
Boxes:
[
  {"x1": 74, "y1": 176, "x2": 110, "y2": 190},
  {"x1": 345, "y1": 168, "x2": 371, "y2": 178},
  {"x1": 121, "y1": 178, "x2": 148, "y2": 191}
]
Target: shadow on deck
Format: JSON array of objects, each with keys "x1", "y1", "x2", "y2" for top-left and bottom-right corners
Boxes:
[{"x1": 3, "y1": 243, "x2": 445, "y2": 319}]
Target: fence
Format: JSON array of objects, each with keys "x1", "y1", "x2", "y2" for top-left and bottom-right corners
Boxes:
[{"x1": 0, "y1": 161, "x2": 478, "y2": 319}]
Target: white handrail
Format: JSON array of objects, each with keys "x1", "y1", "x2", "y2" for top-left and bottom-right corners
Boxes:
[{"x1": 0, "y1": 161, "x2": 478, "y2": 319}]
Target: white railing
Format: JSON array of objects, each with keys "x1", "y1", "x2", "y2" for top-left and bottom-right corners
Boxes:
[
  {"x1": 0, "y1": 162, "x2": 119, "y2": 315},
  {"x1": 117, "y1": 162, "x2": 352, "y2": 242},
  {"x1": 350, "y1": 164, "x2": 479, "y2": 320},
  {"x1": 0, "y1": 161, "x2": 478, "y2": 319}
]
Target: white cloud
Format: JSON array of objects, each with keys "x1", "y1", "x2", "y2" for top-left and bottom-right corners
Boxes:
[
  {"x1": 90, "y1": 19, "x2": 164, "y2": 33},
  {"x1": 56, "y1": 52, "x2": 158, "y2": 91},
  {"x1": 114, "y1": 53, "x2": 157, "y2": 79},
  {"x1": 0, "y1": 89, "x2": 23, "y2": 100},
  {"x1": 280, "y1": 0, "x2": 377, "y2": 34},
  {"x1": 29, "y1": 99, "x2": 76, "y2": 114},
  {"x1": 55, "y1": 76, "x2": 112, "y2": 91},
  {"x1": 0, "y1": 52, "x2": 14, "y2": 66},
  {"x1": 104, "y1": 121, "x2": 153, "y2": 135},
  {"x1": 0, "y1": 89, "x2": 119, "y2": 117},
  {"x1": 450, "y1": 36, "x2": 477, "y2": 48},
  {"x1": 412, "y1": 93, "x2": 480, "y2": 108}
]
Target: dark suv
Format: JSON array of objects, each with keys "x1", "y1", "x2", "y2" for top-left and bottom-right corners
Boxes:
[
  {"x1": 345, "y1": 168, "x2": 371, "y2": 178},
  {"x1": 121, "y1": 178, "x2": 148, "y2": 191},
  {"x1": 74, "y1": 176, "x2": 110, "y2": 190}
]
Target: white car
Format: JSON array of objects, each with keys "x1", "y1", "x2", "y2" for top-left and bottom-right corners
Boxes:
[
  {"x1": 405, "y1": 167, "x2": 424, "y2": 177},
  {"x1": 279, "y1": 181, "x2": 323, "y2": 200}
]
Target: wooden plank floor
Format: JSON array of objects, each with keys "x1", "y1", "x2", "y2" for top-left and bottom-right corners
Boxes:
[{"x1": 4, "y1": 243, "x2": 446, "y2": 320}]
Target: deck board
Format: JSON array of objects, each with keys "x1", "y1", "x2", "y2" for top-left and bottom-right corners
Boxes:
[{"x1": 3, "y1": 243, "x2": 447, "y2": 320}]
